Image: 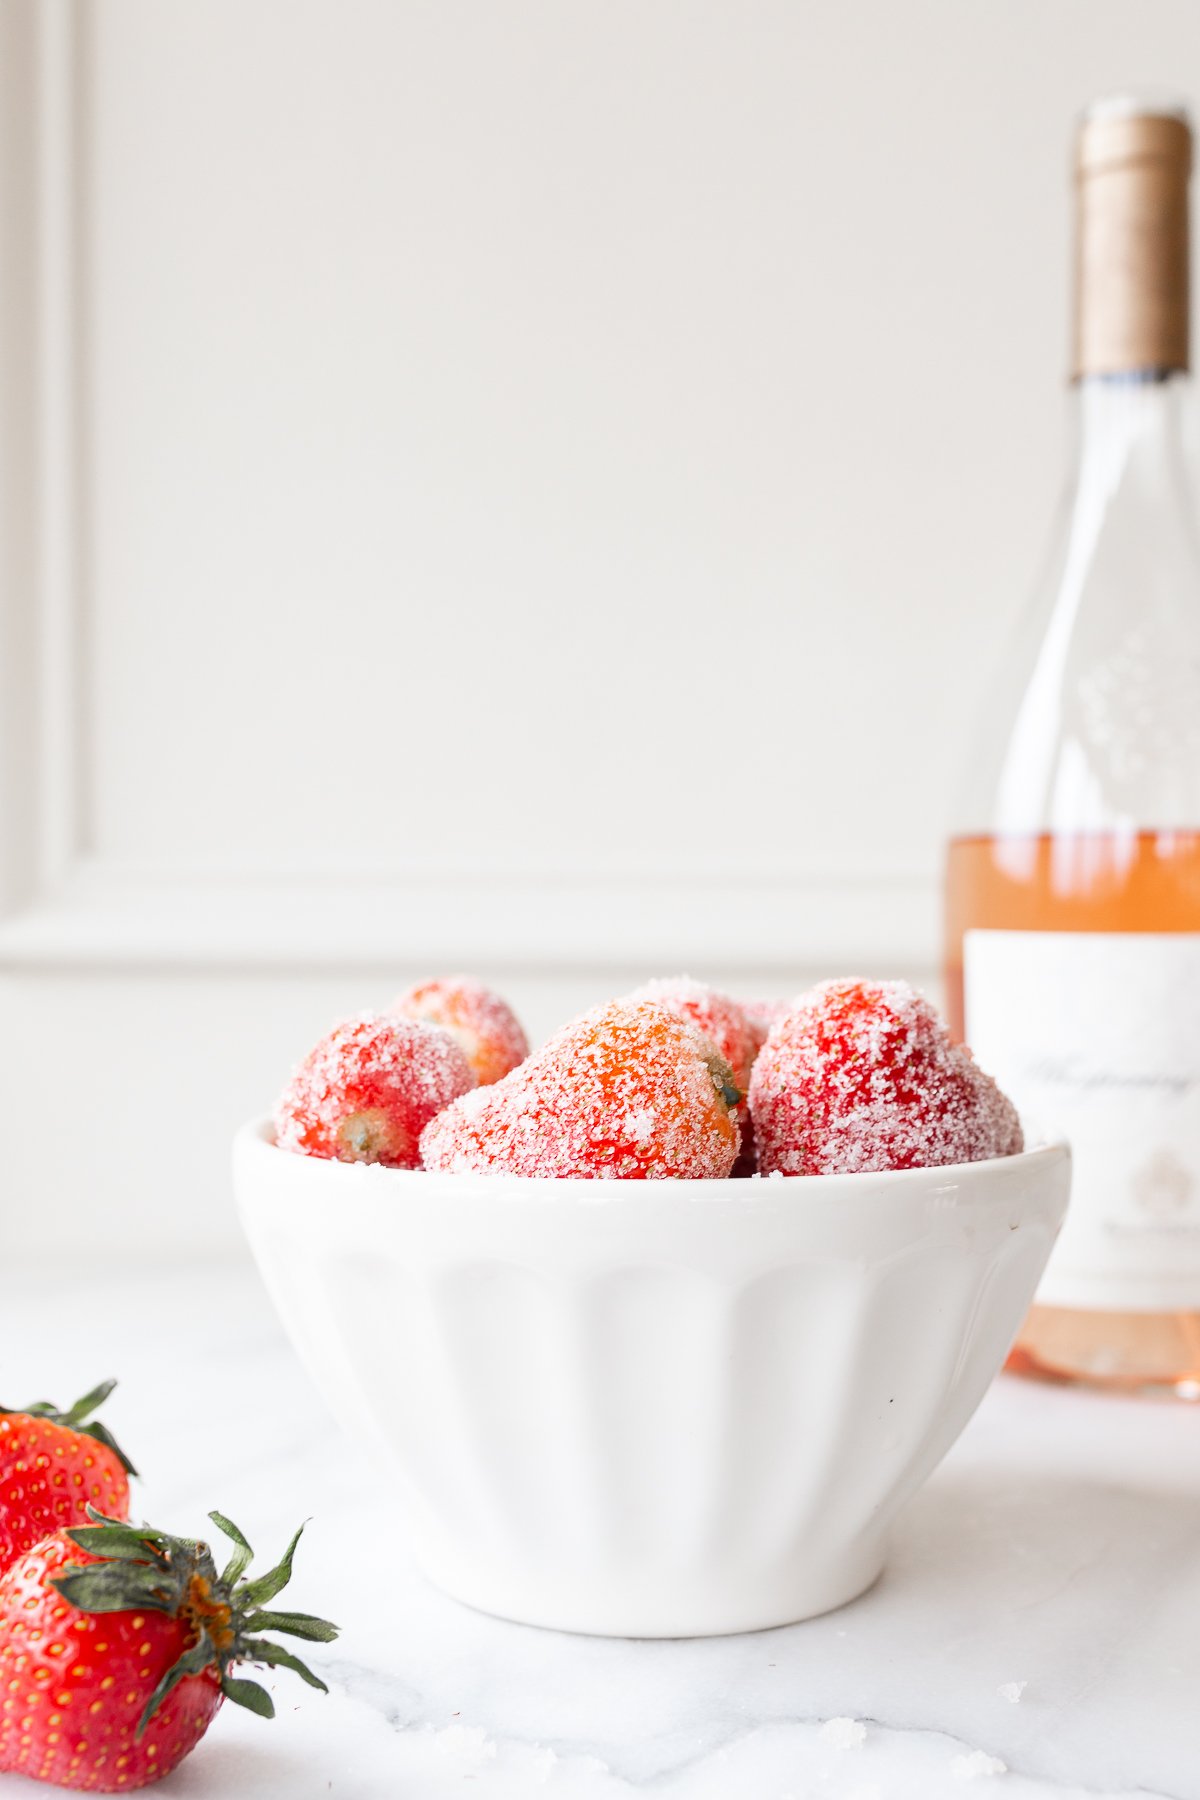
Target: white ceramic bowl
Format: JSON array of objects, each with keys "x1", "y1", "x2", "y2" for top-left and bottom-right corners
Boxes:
[{"x1": 234, "y1": 1119, "x2": 1069, "y2": 1637}]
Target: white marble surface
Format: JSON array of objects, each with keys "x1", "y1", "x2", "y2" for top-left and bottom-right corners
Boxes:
[{"x1": 3, "y1": 1264, "x2": 1198, "y2": 1800}]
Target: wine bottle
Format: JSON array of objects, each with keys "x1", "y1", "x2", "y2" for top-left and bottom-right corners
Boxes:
[{"x1": 945, "y1": 97, "x2": 1200, "y2": 1396}]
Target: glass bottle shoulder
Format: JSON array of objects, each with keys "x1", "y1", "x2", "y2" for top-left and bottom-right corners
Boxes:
[{"x1": 962, "y1": 376, "x2": 1200, "y2": 837}]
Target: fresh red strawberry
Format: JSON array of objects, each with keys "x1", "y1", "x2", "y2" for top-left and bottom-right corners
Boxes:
[
  {"x1": 0, "y1": 1507, "x2": 337, "y2": 1791},
  {"x1": 0, "y1": 1382, "x2": 135, "y2": 1574}
]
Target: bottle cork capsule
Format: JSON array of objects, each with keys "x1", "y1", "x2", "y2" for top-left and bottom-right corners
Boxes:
[{"x1": 1073, "y1": 100, "x2": 1191, "y2": 379}]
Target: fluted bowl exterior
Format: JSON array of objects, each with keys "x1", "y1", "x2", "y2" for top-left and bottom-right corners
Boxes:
[{"x1": 234, "y1": 1119, "x2": 1069, "y2": 1636}]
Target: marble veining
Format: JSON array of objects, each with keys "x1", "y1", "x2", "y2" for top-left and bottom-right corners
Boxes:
[{"x1": 2, "y1": 1266, "x2": 1196, "y2": 1800}]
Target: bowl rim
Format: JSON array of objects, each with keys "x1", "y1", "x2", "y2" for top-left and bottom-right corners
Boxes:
[{"x1": 235, "y1": 1115, "x2": 1070, "y2": 1207}]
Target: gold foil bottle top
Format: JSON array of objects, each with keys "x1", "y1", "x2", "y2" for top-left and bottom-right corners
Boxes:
[{"x1": 1073, "y1": 96, "x2": 1192, "y2": 378}]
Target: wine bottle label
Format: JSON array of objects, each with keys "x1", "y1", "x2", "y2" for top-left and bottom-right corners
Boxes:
[{"x1": 964, "y1": 928, "x2": 1200, "y2": 1311}]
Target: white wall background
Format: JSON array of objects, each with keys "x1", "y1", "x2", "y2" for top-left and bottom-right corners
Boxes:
[{"x1": 3, "y1": 0, "x2": 1200, "y2": 1257}]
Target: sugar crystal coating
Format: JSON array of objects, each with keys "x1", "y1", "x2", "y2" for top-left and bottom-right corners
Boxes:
[
  {"x1": 275, "y1": 1012, "x2": 474, "y2": 1167},
  {"x1": 731, "y1": 999, "x2": 790, "y2": 1174},
  {"x1": 391, "y1": 975, "x2": 529, "y2": 1086},
  {"x1": 627, "y1": 976, "x2": 756, "y2": 1101},
  {"x1": 740, "y1": 997, "x2": 791, "y2": 1057},
  {"x1": 749, "y1": 979, "x2": 1023, "y2": 1176},
  {"x1": 421, "y1": 999, "x2": 740, "y2": 1178}
]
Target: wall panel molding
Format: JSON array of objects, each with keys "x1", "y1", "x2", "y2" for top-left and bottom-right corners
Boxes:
[
  {"x1": 0, "y1": 0, "x2": 939, "y2": 976},
  {"x1": 0, "y1": 858, "x2": 936, "y2": 973}
]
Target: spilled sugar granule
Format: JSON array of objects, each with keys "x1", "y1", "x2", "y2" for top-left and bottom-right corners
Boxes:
[
  {"x1": 952, "y1": 1749, "x2": 1007, "y2": 1778},
  {"x1": 819, "y1": 1716, "x2": 867, "y2": 1749},
  {"x1": 997, "y1": 1680, "x2": 1027, "y2": 1704},
  {"x1": 434, "y1": 1723, "x2": 497, "y2": 1764}
]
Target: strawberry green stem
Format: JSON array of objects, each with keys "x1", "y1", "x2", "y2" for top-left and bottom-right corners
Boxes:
[{"x1": 53, "y1": 1508, "x2": 339, "y2": 1736}]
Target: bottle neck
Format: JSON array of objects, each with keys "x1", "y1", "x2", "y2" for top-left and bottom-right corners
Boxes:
[{"x1": 1071, "y1": 371, "x2": 1193, "y2": 504}]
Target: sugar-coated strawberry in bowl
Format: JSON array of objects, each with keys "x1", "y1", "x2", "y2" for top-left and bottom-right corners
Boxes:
[{"x1": 236, "y1": 977, "x2": 1070, "y2": 1638}]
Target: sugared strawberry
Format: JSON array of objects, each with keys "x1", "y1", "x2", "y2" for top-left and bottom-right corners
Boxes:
[
  {"x1": 274, "y1": 1012, "x2": 474, "y2": 1166},
  {"x1": 626, "y1": 977, "x2": 756, "y2": 1102},
  {"x1": 0, "y1": 1507, "x2": 336, "y2": 1791},
  {"x1": 1, "y1": 1383, "x2": 134, "y2": 1576},
  {"x1": 749, "y1": 978, "x2": 1023, "y2": 1176},
  {"x1": 421, "y1": 999, "x2": 741, "y2": 1178},
  {"x1": 738, "y1": 997, "x2": 790, "y2": 1058},
  {"x1": 390, "y1": 976, "x2": 528, "y2": 1086}
]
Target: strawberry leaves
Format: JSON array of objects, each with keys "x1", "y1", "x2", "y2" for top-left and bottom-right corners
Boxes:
[
  {"x1": 236, "y1": 1519, "x2": 306, "y2": 1607},
  {"x1": 140, "y1": 1640, "x2": 215, "y2": 1727},
  {"x1": 210, "y1": 1510, "x2": 255, "y2": 1584},
  {"x1": 242, "y1": 1609, "x2": 338, "y2": 1641},
  {"x1": 242, "y1": 1638, "x2": 331, "y2": 1688},
  {"x1": 53, "y1": 1507, "x2": 339, "y2": 1737},
  {"x1": 219, "y1": 1676, "x2": 276, "y2": 1719},
  {"x1": 0, "y1": 1379, "x2": 138, "y2": 1477}
]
